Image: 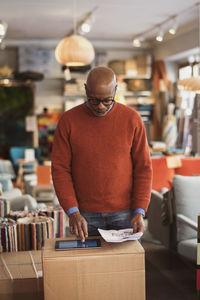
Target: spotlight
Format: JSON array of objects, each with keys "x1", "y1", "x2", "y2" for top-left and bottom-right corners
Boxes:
[
  {"x1": 188, "y1": 55, "x2": 195, "y2": 64},
  {"x1": 156, "y1": 28, "x2": 164, "y2": 42},
  {"x1": 80, "y1": 22, "x2": 91, "y2": 34},
  {"x1": 169, "y1": 17, "x2": 178, "y2": 35},
  {"x1": 132, "y1": 38, "x2": 142, "y2": 47},
  {"x1": 195, "y1": 55, "x2": 200, "y2": 63}
]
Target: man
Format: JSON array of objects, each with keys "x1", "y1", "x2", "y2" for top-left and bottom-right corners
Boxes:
[{"x1": 51, "y1": 66, "x2": 152, "y2": 242}]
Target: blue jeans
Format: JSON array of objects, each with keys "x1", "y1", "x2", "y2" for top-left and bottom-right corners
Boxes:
[{"x1": 80, "y1": 209, "x2": 134, "y2": 236}]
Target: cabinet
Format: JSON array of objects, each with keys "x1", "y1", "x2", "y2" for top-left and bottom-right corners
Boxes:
[
  {"x1": 0, "y1": 81, "x2": 35, "y2": 159},
  {"x1": 117, "y1": 77, "x2": 154, "y2": 142},
  {"x1": 37, "y1": 112, "x2": 61, "y2": 159}
]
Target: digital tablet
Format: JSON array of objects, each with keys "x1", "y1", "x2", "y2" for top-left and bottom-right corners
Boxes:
[{"x1": 55, "y1": 239, "x2": 101, "y2": 250}]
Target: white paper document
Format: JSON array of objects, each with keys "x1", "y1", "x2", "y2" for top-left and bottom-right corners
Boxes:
[{"x1": 98, "y1": 228, "x2": 143, "y2": 243}]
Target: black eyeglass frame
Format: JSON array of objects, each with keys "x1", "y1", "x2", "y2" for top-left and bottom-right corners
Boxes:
[
  {"x1": 85, "y1": 83, "x2": 117, "y2": 106},
  {"x1": 87, "y1": 97, "x2": 115, "y2": 106}
]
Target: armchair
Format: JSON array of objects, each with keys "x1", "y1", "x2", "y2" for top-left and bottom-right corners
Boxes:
[
  {"x1": 147, "y1": 175, "x2": 200, "y2": 263},
  {"x1": 176, "y1": 213, "x2": 197, "y2": 261}
]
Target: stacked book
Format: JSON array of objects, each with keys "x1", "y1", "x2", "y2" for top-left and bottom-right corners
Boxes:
[
  {"x1": 0, "y1": 198, "x2": 10, "y2": 217},
  {"x1": 0, "y1": 218, "x2": 18, "y2": 252},
  {"x1": 38, "y1": 206, "x2": 66, "y2": 237},
  {"x1": 17, "y1": 216, "x2": 54, "y2": 251},
  {"x1": 0, "y1": 205, "x2": 65, "y2": 251},
  {"x1": 8, "y1": 206, "x2": 66, "y2": 238},
  {"x1": 8, "y1": 210, "x2": 32, "y2": 221}
]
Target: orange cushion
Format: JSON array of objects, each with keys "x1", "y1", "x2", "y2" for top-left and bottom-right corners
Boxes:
[
  {"x1": 151, "y1": 157, "x2": 175, "y2": 191},
  {"x1": 175, "y1": 157, "x2": 200, "y2": 176},
  {"x1": 36, "y1": 165, "x2": 51, "y2": 186}
]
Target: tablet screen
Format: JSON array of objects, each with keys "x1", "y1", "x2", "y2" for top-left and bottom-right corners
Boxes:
[{"x1": 55, "y1": 239, "x2": 101, "y2": 250}]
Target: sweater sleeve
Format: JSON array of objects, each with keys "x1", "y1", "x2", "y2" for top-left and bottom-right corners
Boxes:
[
  {"x1": 51, "y1": 115, "x2": 79, "y2": 212},
  {"x1": 131, "y1": 117, "x2": 152, "y2": 212}
]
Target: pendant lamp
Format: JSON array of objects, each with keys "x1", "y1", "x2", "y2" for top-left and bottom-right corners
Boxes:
[
  {"x1": 178, "y1": 77, "x2": 200, "y2": 92},
  {"x1": 178, "y1": 3, "x2": 200, "y2": 92},
  {"x1": 0, "y1": 20, "x2": 7, "y2": 42},
  {"x1": 55, "y1": 34, "x2": 95, "y2": 66}
]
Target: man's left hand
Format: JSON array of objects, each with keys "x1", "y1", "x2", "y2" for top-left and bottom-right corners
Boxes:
[{"x1": 131, "y1": 213, "x2": 145, "y2": 233}]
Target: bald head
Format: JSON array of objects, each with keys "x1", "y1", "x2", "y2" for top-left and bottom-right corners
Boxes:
[
  {"x1": 84, "y1": 66, "x2": 117, "y2": 117},
  {"x1": 86, "y1": 66, "x2": 117, "y2": 95}
]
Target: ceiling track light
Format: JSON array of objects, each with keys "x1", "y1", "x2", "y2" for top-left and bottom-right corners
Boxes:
[
  {"x1": 68, "y1": 6, "x2": 97, "y2": 36},
  {"x1": 156, "y1": 28, "x2": 164, "y2": 42},
  {"x1": 132, "y1": 38, "x2": 142, "y2": 47},
  {"x1": 131, "y1": 3, "x2": 197, "y2": 48},
  {"x1": 169, "y1": 16, "x2": 178, "y2": 35},
  {"x1": 80, "y1": 22, "x2": 91, "y2": 34}
]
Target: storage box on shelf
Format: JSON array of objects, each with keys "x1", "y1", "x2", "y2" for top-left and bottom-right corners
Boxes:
[{"x1": 109, "y1": 54, "x2": 152, "y2": 79}]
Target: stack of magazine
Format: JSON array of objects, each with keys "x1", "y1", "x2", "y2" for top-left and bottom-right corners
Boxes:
[
  {"x1": 17, "y1": 216, "x2": 54, "y2": 251},
  {"x1": 0, "y1": 218, "x2": 18, "y2": 252},
  {"x1": 0, "y1": 198, "x2": 10, "y2": 217},
  {"x1": 38, "y1": 206, "x2": 65, "y2": 238}
]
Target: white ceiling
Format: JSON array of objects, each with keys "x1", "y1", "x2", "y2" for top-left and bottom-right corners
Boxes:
[{"x1": 0, "y1": 0, "x2": 199, "y2": 44}]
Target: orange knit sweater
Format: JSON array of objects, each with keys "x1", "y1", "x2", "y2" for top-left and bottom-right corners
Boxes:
[{"x1": 51, "y1": 102, "x2": 152, "y2": 213}]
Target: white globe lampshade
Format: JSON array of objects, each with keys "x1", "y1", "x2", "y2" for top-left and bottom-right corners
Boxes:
[
  {"x1": 178, "y1": 77, "x2": 200, "y2": 92},
  {"x1": 55, "y1": 34, "x2": 95, "y2": 66}
]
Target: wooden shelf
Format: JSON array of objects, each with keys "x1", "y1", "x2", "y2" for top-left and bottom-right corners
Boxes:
[{"x1": 117, "y1": 75, "x2": 152, "y2": 80}]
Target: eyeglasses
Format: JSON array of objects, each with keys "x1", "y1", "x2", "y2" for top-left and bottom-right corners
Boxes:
[{"x1": 87, "y1": 97, "x2": 114, "y2": 106}]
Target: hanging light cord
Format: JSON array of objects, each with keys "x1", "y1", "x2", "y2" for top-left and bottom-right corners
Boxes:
[
  {"x1": 67, "y1": 5, "x2": 98, "y2": 37},
  {"x1": 199, "y1": 3, "x2": 200, "y2": 60},
  {"x1": 73, "y1": 0, "x2": 77, "y2": 35}
]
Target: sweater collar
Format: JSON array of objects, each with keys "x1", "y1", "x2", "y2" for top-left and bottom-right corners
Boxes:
[{"x1": 85, "y1": 100, "x2": 115, "y2": 114}]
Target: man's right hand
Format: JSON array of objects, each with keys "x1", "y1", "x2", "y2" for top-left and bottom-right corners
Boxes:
[{"x1": 69, "y1": 212, "x2": 88, "y2": 242}]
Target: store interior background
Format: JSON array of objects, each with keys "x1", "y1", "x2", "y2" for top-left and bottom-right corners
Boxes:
[
  {"x1": 0, "y1": 0, "x2": 200, "y2": 299},
  {"x1": 0, "y1": 0, "x2": 199, "y2": 156}
]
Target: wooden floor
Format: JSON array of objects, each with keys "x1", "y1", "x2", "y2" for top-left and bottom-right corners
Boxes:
[{"x1": 142, "y1": 240, "x2": 197, "y2": 300}]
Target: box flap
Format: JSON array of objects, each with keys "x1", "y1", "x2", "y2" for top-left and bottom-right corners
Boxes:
[
  {"x1": 0, "y1": 250, "x2": 42, "y2": 279},
  {"x1": 43, "y1": 237, "x2": 144, "y2": 260}
]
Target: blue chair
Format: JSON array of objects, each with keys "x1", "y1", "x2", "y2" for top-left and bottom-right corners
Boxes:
[
  {"x1": 9, "y1": 147, "x2": 41, "y2": 167},
  {"x1": 9, "y1": 147, "x2": 41, "y2": 185}
]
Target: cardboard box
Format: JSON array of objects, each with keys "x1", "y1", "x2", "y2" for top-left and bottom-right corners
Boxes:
[
  {"x1": 0, "y1": 250, "x2": 43, "y2": 300},
  {"x1": 0, "y1": 278, "x2": 44, "y2": 300},
  {"x1": 0, "y1": 250, "x2": 42, "y2": 279},
  {"x1": 43, "y1": 237, "x2": 145, "y2": 300}
]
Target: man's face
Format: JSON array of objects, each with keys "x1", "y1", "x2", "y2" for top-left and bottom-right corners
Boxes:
[{"x1": 85, "y1": 84, "x2": 116, "y2": 117}]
